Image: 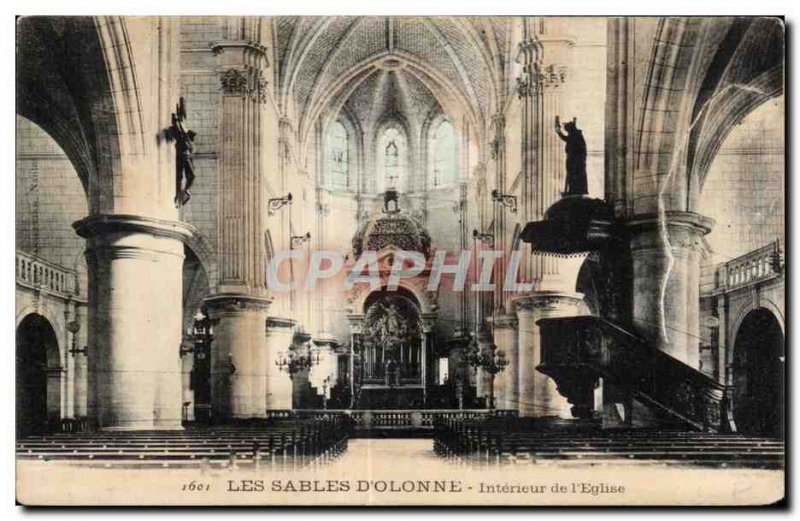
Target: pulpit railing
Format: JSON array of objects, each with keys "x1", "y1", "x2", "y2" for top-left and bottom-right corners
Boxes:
[{"x1": 537, "y1": 316, "x2": 733, "y2": 432}]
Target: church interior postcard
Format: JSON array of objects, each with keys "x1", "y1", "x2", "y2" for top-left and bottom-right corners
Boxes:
[{"x1": 14, "y1": 15, "x2": 785, "y2": 506}]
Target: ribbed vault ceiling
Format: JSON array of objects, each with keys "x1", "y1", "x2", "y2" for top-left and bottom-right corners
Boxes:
[{"x1": 273, "y1": 16, "x2": 512, "y2": 148}]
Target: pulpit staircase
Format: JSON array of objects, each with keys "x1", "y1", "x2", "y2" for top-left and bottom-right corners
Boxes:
[{"x1": 536, "y1": 315, "x2": 734, "y2": 433}]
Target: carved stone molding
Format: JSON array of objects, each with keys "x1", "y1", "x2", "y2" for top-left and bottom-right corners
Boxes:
[
  {"x1": 628, "y1": 212, "x2": 714, "y2": 254},
  {"x1": 210, "y1": 40, "x2": 268, "y2": 61},
  {"x1": 266, "y1": 316, "x2": 296, "y2": 330},
  {"x1": 489, "y1": 314, "x2": 518, "y2": 330},
  {"x1": 219, "y1": 67, "x2": 267, "y2": 103},
  {"x1": 515, "y1": 72, "x2": 534, "y2": 99},
  {"x1": 516, "y1": 63, "x2": 567, "y2": 98},
  {"x1": 73, "y1": 214, "x2": 196, "y2": 243},
  {"x1": 489, "y1": 135, "x2": 505, "y2": 161},
  {"x1": 421, "y1": 312, "x2": 438, "y2": 334},
  {"x1": 540, "y1": 64, "x2": 567, "y2": 89},
  {"x1": 512, "y1": 292, "x2": 583, "y2": 314},
  {"x1": 347, "y1": 314, "x2": 365, "y2": 335},
  {"x1": 204, "y1": 293, "x2": 272, "y2": 316}
]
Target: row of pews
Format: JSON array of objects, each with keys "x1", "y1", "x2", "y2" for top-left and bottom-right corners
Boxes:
[
  {"x1": 17, "y1": 417, "x2": 351, "y2": 469},
  {"x1": 433, "y1": 417, "x2": 784, "y2": 469}
]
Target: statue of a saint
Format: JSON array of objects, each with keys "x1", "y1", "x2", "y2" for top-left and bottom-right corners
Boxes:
[
  {"x1": 555, "y1": 116, "x2": 588, "y2": 196},
  {"x1": 170, "y1": 98, "x2": 197, "y2": 207},
  {"x1": 384, "y1": 303, "x2": 403, "y2": 343}
]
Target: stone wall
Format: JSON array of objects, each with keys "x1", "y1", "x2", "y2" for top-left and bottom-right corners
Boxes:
[
  {"x1": 15, "y1": 116, "x2": 89, "y2": 298},
  {"x1": 700, "y1": 96, "x2": 785, "y2": 265}
]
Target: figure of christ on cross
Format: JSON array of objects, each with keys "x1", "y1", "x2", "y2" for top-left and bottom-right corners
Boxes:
[{"x1": 170, "y1": 97, "x2": 196, "y2": 207}]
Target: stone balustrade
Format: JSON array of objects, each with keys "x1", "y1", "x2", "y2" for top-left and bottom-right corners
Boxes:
[
  {"x1": 16, "y1": 250, "x2": 78, "y2": 298},
  {"x1": 702, "y1": 240, "x2": 782, "y2": 294}
]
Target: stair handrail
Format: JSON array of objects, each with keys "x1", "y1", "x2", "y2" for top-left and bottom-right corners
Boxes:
[{"x1": 537, "y1": 315, "x2": 733, "y2": 432}]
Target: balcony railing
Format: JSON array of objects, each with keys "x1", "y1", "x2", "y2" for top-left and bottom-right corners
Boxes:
[
  {"x1": 16, "y1": 250, "x2": 78, "y2": 298},
  {"x1": 703, "y1": 240, "x2": 783, "y2": 294}
]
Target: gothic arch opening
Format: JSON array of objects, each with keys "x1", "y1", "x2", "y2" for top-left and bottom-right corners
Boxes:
[
  {"x1": 731, "y1": 308, "x2": 784, "y2": 438},
  {"x1": 181, "y1": 245, "x2": 212, "y2": 423},
  {"x1": 16, "y1": 313, "x2": 61, "y2": 436}
]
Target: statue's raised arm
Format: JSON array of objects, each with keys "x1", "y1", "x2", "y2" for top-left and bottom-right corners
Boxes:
[
  {"x1": 558, "y1": 116, "x2": 589, "y2": 197},
  {"x1": 555, "y1": 115, "x2": 568, "y2": 141}
]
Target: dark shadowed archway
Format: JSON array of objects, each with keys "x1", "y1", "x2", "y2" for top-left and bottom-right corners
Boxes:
[
  {"x1": 16, "y1": 314, "x2": 61, "y2": 436},
  {"x1": 732, "y1": 308, "x2": 784, "y2": 438}
]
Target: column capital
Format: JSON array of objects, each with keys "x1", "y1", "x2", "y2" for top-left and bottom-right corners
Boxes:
[
  {"x1": 628, "y1": 211, "x2": 714, "y2": 252},
  {"x1": 421, "y1": 312, "x2": 437, "y2": 333},
  {"x1": 218, "y1": 67, "x2": 268, "y2": 103},
  {"x1": 538, "y1": 63, "x2": 567, "y2": 90},
  {"x1": 75, "y1": 214, "x2": 194, "y2": 262},
  {"x1": 488, "y1": 314, "x2": 518, "y2": 330},
  {"x1": 512, "y1": 291, "x2": 583, "y2": 315},
  {"x1": 266, "y1": 316, "x2": 297, "y2": 330},
  {"x1": 210, "y1": 40, "x2": 269, "y2": 64},
  {"x1": 347, "y1": 314, "x2": 365, "y2": 334},
  {"x1": 476, "y1": 326, "x2": 494, "y2": 344},
  {"x1": 204, "y1": 293, "x2": 272, "y2": 316},
  {"x1": 73, "y1": 214, "x2": 195, "y2": 242}
]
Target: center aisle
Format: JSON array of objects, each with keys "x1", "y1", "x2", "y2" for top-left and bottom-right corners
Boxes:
[{"x1": 330, "y1": 438, "x2": 444, "y2": 471}]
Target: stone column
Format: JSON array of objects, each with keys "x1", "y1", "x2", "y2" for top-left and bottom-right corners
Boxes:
[
  {"x1": 421, "y1": 313, "x2": 437, "y2": 404},
  {"x1": 475, "y1": 327, "x2": 494, "y2": 407},
  {"x1": 46, "y1": 368, "x2": 63, "y2": 428},
  {"x1": 265, "y1": 317, "x2": 296, "y2": 410},
  {"x1": 205, "y1": 295, "x2": 271, "y2": 420},
  {"x1": 513, "y1": 292, "x2": 582, "y2": 418},
  {"x1": 489, "y1": 314, "x2": 518, "y2": 410},
  {"x1": 72, "y1": 304, "x2": 88, "y2": 421},
  {"x1": 75, "y1": 215, "x2": 192, "y2": 430},
  {"x1": 490, "y1": 113, "x2": 508, "y2": 308},
  {"x1": 64, "y1": 303, "x2": 77, "y2": 419},
  {"x1": 628, "y1": 212, "x2": 713, "y2": 368},
  {"x1": 180, "y1": 337, "x2": 195, "y2": 422},
  {"x1": 347, "y1": 315, "x2": 365, "y2": 408},
  {"x1": 515, "y1": 23, "x2": 574, "y2": 284},
  {"x1": 206, "y1": 35, "x2": 274, "y2": 420}
]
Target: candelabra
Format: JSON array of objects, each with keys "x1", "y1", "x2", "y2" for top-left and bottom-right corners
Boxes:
[
  {"x1": 274, "y1": 333, "x2": 319, "y2": 378},
  {"x1": 268, "y1": 192, "x2": 292, "y2": 215},
  {"x1": 464, "y1": 337, "x2": 509, "y2": 410},
  {"x1": 67, "y1": 321, "x2": 86, "y2": 357},
  {"x1": 491, "y1": 189, "x2": 518, "y2": 213}
]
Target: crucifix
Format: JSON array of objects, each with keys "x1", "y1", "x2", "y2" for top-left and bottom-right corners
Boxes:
[{"x1": 170, "y1": 97, "x2": 196, "y2": 207}]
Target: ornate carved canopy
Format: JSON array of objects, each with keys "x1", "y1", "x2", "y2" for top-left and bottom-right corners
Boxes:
[{"x1": 352, "y1": 211, "x2": 431, "y2": 257}]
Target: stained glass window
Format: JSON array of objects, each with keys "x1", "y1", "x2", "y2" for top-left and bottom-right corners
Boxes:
[
  {"x1": 383, "y1": 128, "x2": 403, "y2": 190},
  {"x1": 433, "y1": 120, "x2": 457, "y2": 187},
  {"x1": 327, "y1": 121, "x2": 349, "y2": 189}
]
